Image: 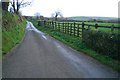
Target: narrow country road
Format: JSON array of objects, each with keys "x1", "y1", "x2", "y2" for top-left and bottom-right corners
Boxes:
[{"x1": 2, "y1": 21, "x2": 119, "y2": 78}]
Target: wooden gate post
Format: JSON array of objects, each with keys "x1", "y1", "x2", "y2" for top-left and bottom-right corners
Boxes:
[
  {"x1": 111, "y1": 24, "x2": 114, "y2": 34},
  {"x1": 43, "y1": 20, "x2": 46, "y2": 27},
  {"x1": 82, "y1": 22, "x2": 84, "y2": 39},
  {"x1": 52, "y1": 21, "x2": 54, "y2": 30},
  {"x1": 74, "y1": 22, "x2": 75, "y2": 36},
  {"x1": 63, "y1": 22, "x2": 64, "y2": 33},
  {"x1": 70, "y1": 23, "x2": 72, "y2": 36},
  {"x1": 77, "y1": 24, "x2": 80, "y2": 37}
]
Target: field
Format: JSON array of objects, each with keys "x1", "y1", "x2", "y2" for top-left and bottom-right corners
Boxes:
[
  {"x1": 66, "y1": 16, "x2": 119, "y2": 33},
  {"x1": 67, "y1": 16, "x2": 118, "y2": 22},
  {"x1": 39, "y1": 20, "x2": 119, "y2": 39}
]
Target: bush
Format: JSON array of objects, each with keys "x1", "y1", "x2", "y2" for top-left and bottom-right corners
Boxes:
[{"x1": 82, "y1": 29, "x2": 120, "y2": 61}]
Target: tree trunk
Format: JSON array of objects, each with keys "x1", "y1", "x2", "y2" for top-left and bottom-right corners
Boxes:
[
  {"x1": 12, "y1": 0, "x2": 16, "y2": 13},
  {"x1": 16, "y1": 0, "x2": 20, "y2": 14}
]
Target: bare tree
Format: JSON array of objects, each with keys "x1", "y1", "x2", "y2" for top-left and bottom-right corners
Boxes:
[
  {"x1": 10, "y1": 0, "x2": 32, "y2": 14},
  {"x1": 34, "y1": 12, "x2": 40, "y2": 19},
  {"x1": 51, "y1": 10, "x2": 63, "y2": 20}
]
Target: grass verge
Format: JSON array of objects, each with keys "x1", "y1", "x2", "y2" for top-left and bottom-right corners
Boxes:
[
  {"x1": 2, "y1": 11, "x2": 26, "y2": 56},
  {"x1": 0, "y1": 28, "x2": 1, "y2": 58}
]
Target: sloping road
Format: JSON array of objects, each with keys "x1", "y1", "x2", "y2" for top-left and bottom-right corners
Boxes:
[{"x1": 2, "y1": 21, "x2": 119, "y2": 78}]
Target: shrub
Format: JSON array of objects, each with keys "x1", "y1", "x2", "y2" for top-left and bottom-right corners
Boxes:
[{"x1": 82, "y1": 29, "x2": 120, "y2": 61}]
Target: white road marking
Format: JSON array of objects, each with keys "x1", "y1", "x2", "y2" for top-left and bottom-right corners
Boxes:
[{"x1": 42, "y1": 35, "x2": 47, "y2": 40}]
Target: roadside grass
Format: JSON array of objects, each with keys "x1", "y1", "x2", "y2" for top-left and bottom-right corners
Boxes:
[
  {"x1": 0, "y1": 8, "x2": 2, "y2": 58},
  {"x1": 2, "y1": 11, "x2": 26, "y2": 55},
  {"x1": 0, "y1": 28, "x2": 1, "y2": 58},
  {"x1": 31, "y1": 19, "x2": 120, "y2": 72}
]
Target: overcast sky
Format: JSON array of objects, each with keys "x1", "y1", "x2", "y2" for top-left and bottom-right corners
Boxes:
[{"x1": 20, "y1": 0, "x2": 119, "y2": 17}]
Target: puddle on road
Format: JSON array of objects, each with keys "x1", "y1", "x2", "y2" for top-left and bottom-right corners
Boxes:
[
  {"x1": 26, "y1": 21, "x2": 43, "y2": 34},
  {"x1": 26, "y1": 21, "x2": 47, "y2": 40}
]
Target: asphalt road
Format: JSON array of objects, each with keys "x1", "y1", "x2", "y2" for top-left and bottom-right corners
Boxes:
[{"x1": 2, "y1": 21, "x2": 119, "y2": 78}]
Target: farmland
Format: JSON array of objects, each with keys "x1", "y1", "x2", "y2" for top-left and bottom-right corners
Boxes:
[
  {"x1": 38, "y1": 20, "x2": 119, "y2": 38},
  {"x1": 67, "y1": 16, "x2": 118, "y2": 23},
  {"x1": 66, "y1": 16, "x2": 119, "y2": 33}
]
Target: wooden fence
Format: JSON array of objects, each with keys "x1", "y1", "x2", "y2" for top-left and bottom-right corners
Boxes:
[{"x1": 38, "y1": 20, "x2": 120, "y2": 38}]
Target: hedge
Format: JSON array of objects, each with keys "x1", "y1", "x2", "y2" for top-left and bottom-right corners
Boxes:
[{"x1": 82, "y1": 29, "x2": 120, "y2": 61}]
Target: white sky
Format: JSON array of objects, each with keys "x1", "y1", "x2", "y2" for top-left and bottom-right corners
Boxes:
[{"x1": 20, "y1": 0, "x2": 120, "y2": 17}]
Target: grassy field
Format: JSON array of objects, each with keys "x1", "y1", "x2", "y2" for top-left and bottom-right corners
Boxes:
[
  {"x1": 67, "y1": 16, "x2": 118, "y2": 22},
  {"x1": 61, "y1": 21, "x2": 119, "y2": 33},
  {"x1": 42, "y1": 20, "x2": 119, "y2": 38},
  {"x1": 2, "y1": 11, "x2": 26, "y2": 55},
  {"x1": 32, "y1": 19, "x2": 120, "y2": 72},
  {"x1": 67, "y1": 16, "x2": 119, "y2": 34},
  {"x1": 59, "y1": 21, "x2": 119, "y2": 27}
]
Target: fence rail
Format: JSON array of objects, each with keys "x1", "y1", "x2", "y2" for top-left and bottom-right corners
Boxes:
[{"x1": 38, "y1": 20, "x2": 120, "y2": 38}]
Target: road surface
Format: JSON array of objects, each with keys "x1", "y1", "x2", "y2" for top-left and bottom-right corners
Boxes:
[{"x1": 2, "y1": 21, "x2": 119, "y2": 78}]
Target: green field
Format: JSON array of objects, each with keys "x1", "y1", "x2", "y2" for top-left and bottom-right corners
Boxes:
[
  {"x1": 67, "y1": 16, "x2": 118, "y2": 22},
  {"x1": 67, "y1": 16, "x2": 119, "y2": 33},
  {"x1": 42, "y1": 20, "x2": 119, "y2": 37}
]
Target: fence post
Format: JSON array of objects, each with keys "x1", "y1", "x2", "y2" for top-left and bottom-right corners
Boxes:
[
  {"x1": 52, "y1": 21, "x2": 54, "y2": 30},
  {"x1": 95, "y1": 23, "x2": 98, "y2": 30},
  {"x1": 51, "y1": 21, "x2": 52, "y2": 28},
  {"x1": 70, "y1": 23, "x2": 72, "y2": 35},
  {"x1": 68, "y1": 22, "x2": 70, "y2": 35},
  {"x1": 74, "y1": 22, "x2": 75, "y2": 36},
  {"x1": 44, "y1": 20, "x2": 46, "y2": 27},
  {"x1": 65, "y1": 23, "x2": 66, "y2": 33},
  {"x1": 63, "y1": 22, "x2": 64, "y2": 33},
  {"x1": 66, "y1": 23, "x2": 69, "y2": 34},
  {"x1": 49, "y1": 21, "x2": 50, "y2": 28},
  {"x1": 55, "y1": 21, "x2": 56, "y2": 30},
  {"x1": 58, "y1": 22, "x2": 60, "y2": 32},
  {"x1": 77, "y1": 24, "x2": 79, "y2": 37},
  {"x1": 47, "y1": 21, "x2": 50, "y2": 28},
  {"x1": 38, "y1": 20, "x2": 40, "y2": 26},
  {"x1": 82, "y1": 22, "x2": 84, "y2": 39},
  {"x1": 111, "y1": 24, "x2": 114, "y2": 34},
  {"x1": 88, "y1": 25, "x2": 90, "y2": 30}
]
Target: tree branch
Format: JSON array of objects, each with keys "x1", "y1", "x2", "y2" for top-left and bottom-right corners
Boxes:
[
  {"x1": 20, "y1": 2, "x2": 31, "y2": 7},
  {"x1": 19, "y1": 0, "x2": 24, "y2": 5}
]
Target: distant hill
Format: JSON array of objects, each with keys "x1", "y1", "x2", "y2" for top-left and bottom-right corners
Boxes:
[{"x1": 67, "y1": 16, "x2": 118, "y2": 23}]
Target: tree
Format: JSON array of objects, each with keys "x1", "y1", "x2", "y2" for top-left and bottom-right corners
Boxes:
[
  {"x1": 51, "y1": 10, "x2": 63, "y2": 20},
  {"x1": 1, "y1": 0, "x2": 9, "y2": 11},
  {"x1": 10, "y1": 0, "x2": 32, "y2": 14},
  {"x1": 34, "y1": 12, "x2": 40, "y2": 19}
]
